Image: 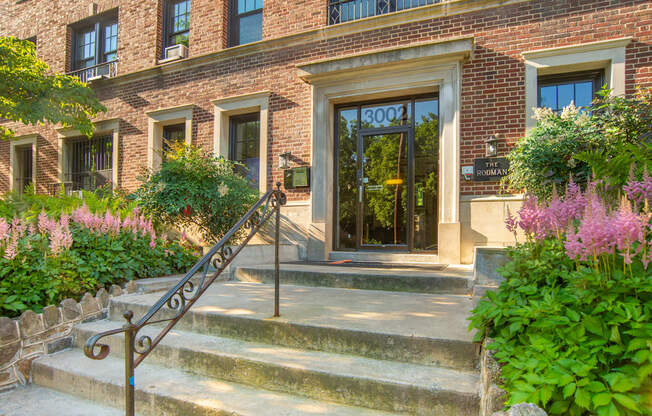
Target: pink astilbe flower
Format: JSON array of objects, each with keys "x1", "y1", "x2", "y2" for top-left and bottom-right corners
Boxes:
[
  {"x1": 611, "y1": 198, "x2": 645, "y2": 264},
  {"x1": 4, "y1": 235, "x2": 18, "y2": 260},
  {"x1": 0, "y1": 218, "x2": 9, "y2": 243},
  {"x1": 623, "y1": 168, "x2": 652, "y2": 206}
]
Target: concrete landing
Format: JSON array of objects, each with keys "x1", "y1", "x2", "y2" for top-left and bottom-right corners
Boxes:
[
  {"x1": 235, "y1": 263, "x2": 473, "y2": 294},
  {"x1": 116, "y1": 281, "x2": 477, "y2": 343},
  {"x1": 110, "y1": 282, "x2": 479, "y2": 370},
  {"x1": 0, "y1": 385, "x2": 122, "y2": 416}
]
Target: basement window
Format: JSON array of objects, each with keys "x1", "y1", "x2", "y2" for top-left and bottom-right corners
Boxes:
[{"x1": 537, "y1": 70, "x2": 604, "y2": 113}]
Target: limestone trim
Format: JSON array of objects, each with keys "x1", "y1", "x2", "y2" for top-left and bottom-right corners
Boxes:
[
  {"x1": 211, "y1": 91, "x2": 270, "y2": 194},
  {"x1": 523, "y1": 37, "x2": 632, "y2": 130},
  {"x1": 297, "y1": 37, "x2": 474, "y2": 84},
  {"x1": 306, "y1": 48, "x2": 464, "y2": 262},
  {"x1": 9, "y1": 134, "x2": 37, "y2": 192},
  {"x1": 460, "y1": 194, "x2": 524, "y2": 202},
  {"x1": 56, "y1": 119, "x2": 120, "y2": 189},
  {"x1": 105, "y1": 0, "x2": 528, "y2": 86},
  {"x1": 146, "y1": 104, "x2": 194, "y2": 171}
]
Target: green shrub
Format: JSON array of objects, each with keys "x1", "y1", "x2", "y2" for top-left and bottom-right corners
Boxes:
[
  {"x1": 134, "y1": 143, "x2": 258, "y2": 244},
  {"x1": 504, "y1": 88, "x2": 651, "y2": 200},
  {"x1": 470, "y1": 181, "x2": 652, "y2": 416},
  {"x1": 0, "y1": 206, "x2": 197, "y2": 317}
]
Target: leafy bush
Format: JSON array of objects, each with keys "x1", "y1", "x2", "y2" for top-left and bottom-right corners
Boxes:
[
  {"x1": 504, "y1": 88, "x2": 651, "y2": 200},
  {"x1": 0, "y1": 206, "x2": 197, "y2": 317},
  {"x1": 134, "y1": 143, "x2": 258, "y2": 244},
  {"x1": 470, "y1": 179, "x2": 652, "y2": 416}
]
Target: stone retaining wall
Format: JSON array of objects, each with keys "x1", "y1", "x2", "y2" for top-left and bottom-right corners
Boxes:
[
  {"x1": 481, "y1": 338, "x2": 507, "y2": 416},
  {"x1": 0, "y1": 283, "x2": 135, "y2": 391}
]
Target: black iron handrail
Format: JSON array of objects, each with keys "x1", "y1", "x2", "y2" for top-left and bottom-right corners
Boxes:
[
  {"x1": 84, "y1": 183, "x2": 286, "y2": 416},
  {"x1": 328, "y1": 0, "x2": 440, "y2": 24}
]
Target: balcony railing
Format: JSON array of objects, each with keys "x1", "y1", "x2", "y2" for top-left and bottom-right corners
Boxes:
[
  {"x1": 328, "y1": 0, "x2": 439, "y2": 24},
  {"x1": 68, "y1": 60, "x2": 118, "y2": 83}
]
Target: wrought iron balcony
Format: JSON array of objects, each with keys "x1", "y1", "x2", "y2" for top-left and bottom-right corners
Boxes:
[
  {"x1": 328, "y1": 0, "x2": 440, "y2": 24},
  {"x1": 67, "y1": 60, "x2": 118, "y2": 83}
]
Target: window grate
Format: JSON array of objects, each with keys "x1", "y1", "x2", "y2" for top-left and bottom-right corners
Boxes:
[
  {"x1": 328, "y1": 0, "x2": 439, "y2": 24},
  {"x1": 67, "y1": 135, "x2": 113, "y2": 191}
]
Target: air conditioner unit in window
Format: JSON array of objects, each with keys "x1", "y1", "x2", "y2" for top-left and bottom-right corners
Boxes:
[{"x1": 164, "y1": 44, "x2": 188, "y2": 61}]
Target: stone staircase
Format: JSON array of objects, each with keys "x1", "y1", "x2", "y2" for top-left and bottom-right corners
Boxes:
[{"x1": 27, "y1": 262, "x2": 482, "y2": 415}]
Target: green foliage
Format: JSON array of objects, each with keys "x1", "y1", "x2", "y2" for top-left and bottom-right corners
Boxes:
[
  {"x1": 574, "y1": 89, "x2": 652, "y2": 190},
  {"x1": 469, "y1": 240, "x2": 652, "y2": 416},
  {"x1": 134, "y1": 143, "x2": 258, "y2": 244},
  {"x1": 0, "y1": 36, "x2": 106, "y2": 140},
  {"x1": 0, "y1": 217, "x2": 197, "y2": 318},
  {"x1": 0, "y1": 185, "x2": 137, "y2": 223},
  {"x1": 504, "y1": 88, "x2": 651, "y2": 200}
]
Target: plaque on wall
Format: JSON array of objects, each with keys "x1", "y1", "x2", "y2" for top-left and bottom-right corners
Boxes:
[
  {"x1": 283, "y1": 167, "x2": 311, "y2": 189},
  {"x1": 473, "y1": 157, "x2": 510, "y2": 182}
]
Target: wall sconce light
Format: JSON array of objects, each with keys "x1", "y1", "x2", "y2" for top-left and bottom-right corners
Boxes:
[
  {"x1": 278, "y1": 152, "x2": 292, "y2": 170},
  {"x1": 485, "y1": 135, "x2": 499, "y2": 157}
]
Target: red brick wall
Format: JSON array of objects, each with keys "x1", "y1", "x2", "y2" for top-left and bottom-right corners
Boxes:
[{"x1": 0, "y1": 0, "x2": 650, "y2": 200}]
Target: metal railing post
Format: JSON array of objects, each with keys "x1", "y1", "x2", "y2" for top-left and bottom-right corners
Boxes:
[
  {"x1": 123, "y1": 311, "x2": 136, "y2": 416},
  {"x1": 274, "y1": 182, "x2": 281, "y2": 317}
]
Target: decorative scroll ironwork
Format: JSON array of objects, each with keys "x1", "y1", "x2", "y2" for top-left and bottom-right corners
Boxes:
[
  {"x1": 328, "y1": 0, "x2": 440, "y2": 25},
  {"x1": 84, "y1": 183, "x2": 286, "y2": 416},
  {"x1": 68, "y1": 60, "x2": 118, "y2": 83}
]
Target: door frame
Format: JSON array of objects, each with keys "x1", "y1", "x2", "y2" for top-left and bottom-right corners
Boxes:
[{"x1": 333, "y1": 93, "x2": 437, "y2": 252}]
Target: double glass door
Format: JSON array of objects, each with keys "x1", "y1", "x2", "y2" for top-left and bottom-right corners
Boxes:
[{"x1": 335, "y1": 96, "x2": 439, "y2": 251}]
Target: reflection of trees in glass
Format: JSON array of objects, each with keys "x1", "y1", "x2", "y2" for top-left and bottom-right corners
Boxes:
[
  {"x1": 337, "y1": 115, "x2": 358, "y2": 244},
  {"x1": 363, "y1": 112, "x2": 438, "y2": 238}
]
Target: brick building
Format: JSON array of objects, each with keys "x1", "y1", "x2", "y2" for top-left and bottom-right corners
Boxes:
[{"x1": 0, "y1": 0, "x2": 650, "y2": 264}]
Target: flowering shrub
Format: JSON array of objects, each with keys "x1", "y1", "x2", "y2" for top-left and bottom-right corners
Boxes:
[
  {"x1": 0, "y1": 205, "x2": 197, "y2": 317},
  {"x1": 134, "y1": 143, "x2": 258, "y2": 244},
  {"x1": 504, "y1": 88, "x2": 651, "y2": 200},
  {"x1": 470, "y1": 177, "x2": 652, "y2": 416}
]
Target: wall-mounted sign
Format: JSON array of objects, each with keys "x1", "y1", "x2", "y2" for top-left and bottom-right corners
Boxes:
[
  {"x1": 473, "y1": 157, "x2": 509, "y2": 182},
  {"x1": 284, "y1": 166, "x2": 311, "y2": 189}
]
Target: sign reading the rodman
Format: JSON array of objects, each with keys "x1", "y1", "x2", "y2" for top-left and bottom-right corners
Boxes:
[{"x1": 473, "y1": 157, "x2": 510, "y2": 182}]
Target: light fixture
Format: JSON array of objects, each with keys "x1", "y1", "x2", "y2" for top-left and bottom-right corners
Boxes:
[
  {"x1": 278, "y1": 152, "x2": 292, "y2": 170},
  {"x1": 485, "y1": 135, "x2": 499, "y2": 157}
]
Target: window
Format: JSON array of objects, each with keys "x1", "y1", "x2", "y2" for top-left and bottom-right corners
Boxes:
[
  {"x1": 538, "y1": 70, "x2": 603, "y2": 113},
  {"x1": 328, "y1": 0, "x2": 437, "y2": 24},
  {"x1": 229, "y1": 113, "x2": 260, "y2": 187},
  {"x1": 66, "y1": 136, "x2": 113, "y2": 191},
  {"x1": 230, "y1": 0, "x2": 262, "y2": 46},
  {"x1": 162, "y1": 124, "x2": 185, "y2": 160},
  {"x1": 165, "y1": 0, "x2": 191, "y2": 48},
  {"x1": 72, "y1": 12, "x2": 118, "y2": 70}
]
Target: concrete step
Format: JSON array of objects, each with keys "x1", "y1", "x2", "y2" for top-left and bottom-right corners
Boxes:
[
  {"x1": 109, "y1": 282, "x2": 480, "y2": 371},
  {"x1": 32, "y1": 349, "x2": 400, "y2": 416},
  {"x1": 235, "y1": 263, "x2": 473, "y2": 294},
  {"x1": 329, "y1": 251, "x2": 440, "y2": 264},
  {"x1": 0, "y1": 385, "x2": 122, "y2": 416},
  {"x1": 74, "y1": 320, "x2": 480, "y2": 415}
]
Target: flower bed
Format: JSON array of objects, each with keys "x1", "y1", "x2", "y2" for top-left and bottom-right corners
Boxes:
[
  {"x1": 470, "y1": 176, "x2": 652, "y2": 416},
  {"x1": 0, "y1": 205, "x2": 197, "y2": 317}
]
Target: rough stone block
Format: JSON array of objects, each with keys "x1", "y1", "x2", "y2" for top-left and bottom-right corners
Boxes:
[
  {"x1": 19, "y1": 310, "x2": 44, "y2": 337},
  {"x1": 0, "y1": 341, "x2": 20, "y2": 367},
  {"x1": 125, "y1": 280, "x2": 137, "y2": 294},
  {"x1": 20, "y1": 343, "x2": 44, "y2": 358},
  {"x1": 80, "y1": 293, "x2": 100, "y2": 316},
  {"x1": 0, "y1": 368, "x2": 13, "y2": 384},
  {"x1": 96, "y1": 287, "x2": 110, "y2": 309},
  {"x1": 0, "y1": 317, "x2": 18, "y2": 344},
  {"x1": 42, "y1": 305, "x2": 61, "y2": 328},
  {"x1": 492, "y1": 403, "x2": 547, "y2": 416},
  {"x1": 45, "y1": 336, "x2": 73, "y2": 354},
  {"x1": 24, "y1": 324, "x2": 70, "y2": 345},
  {"x1": 109, "y1": 284, "x2": 123, "y2": 297},
  {"x1": 16, "y1": 357, "x2": 37, "y2": 382},
  {"x1": 60, "y1": 298, "x2": 81, "y2": 322}
]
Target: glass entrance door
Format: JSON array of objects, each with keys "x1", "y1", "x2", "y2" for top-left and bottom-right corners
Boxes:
[
  {"x1": 360, "y1": 132, "x2": 408, "y2": 247},
  {"x1": 335, "y1": 96, "x2": 439, "y2": 252}
]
